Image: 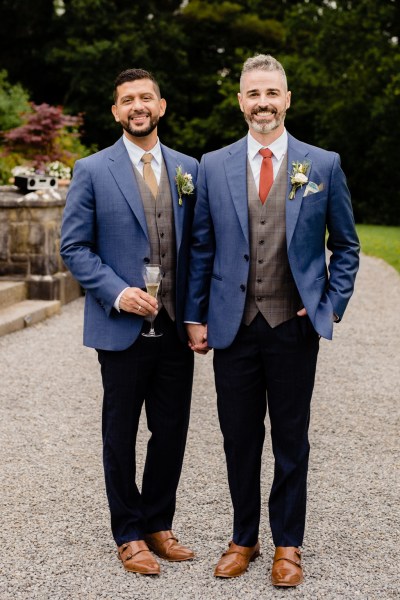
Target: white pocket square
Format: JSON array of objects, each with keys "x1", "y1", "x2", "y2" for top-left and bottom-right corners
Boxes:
[{"x1": 304, "y1": 181, "x2": 324, "y2": 197}]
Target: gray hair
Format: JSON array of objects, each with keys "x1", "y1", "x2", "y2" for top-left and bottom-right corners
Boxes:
[{"x1": 240, "y1": 54, "x2": 288, "y2": 92}]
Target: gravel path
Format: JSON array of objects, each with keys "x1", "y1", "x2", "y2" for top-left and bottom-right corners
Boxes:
[{"x1": 0, "y1": 254, "x2": 399, "y2": 600}]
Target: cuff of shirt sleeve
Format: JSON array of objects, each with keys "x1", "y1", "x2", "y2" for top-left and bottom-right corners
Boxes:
[{"x1": 114, "y1": 287, "x2": 129, "y2": 312}]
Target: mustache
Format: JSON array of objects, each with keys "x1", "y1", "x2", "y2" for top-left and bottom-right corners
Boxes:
[
  {"x1": 251, "y1": 106, "x2": 277, "y2": 115},
  {"x1": 128, "y1": 110, "x2": 151, "y2": 118}
]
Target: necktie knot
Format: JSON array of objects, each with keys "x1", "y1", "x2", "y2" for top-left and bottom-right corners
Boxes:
[
  {"x1": 141, "y1": 152, "x2": 154, "y2": 165},
  {"x1": 259, "y1": 148, "x2": 273, "y2": 159}
]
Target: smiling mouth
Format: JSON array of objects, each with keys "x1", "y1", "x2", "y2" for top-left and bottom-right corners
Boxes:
[
  {"x1": 253, "y1": 109, "x2": 276, "y2": 118},
  {"x1": 129, "y1": 113, "x2": 150, "y2": 123}
]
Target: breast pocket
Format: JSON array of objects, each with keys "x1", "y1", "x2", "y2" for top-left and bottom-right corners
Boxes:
[{"x1": 302, "y1": 190, "x2": 327, "y2": 205}]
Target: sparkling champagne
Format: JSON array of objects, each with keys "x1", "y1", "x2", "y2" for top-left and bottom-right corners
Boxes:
[
  {"x1": 146, "y1": 283, "x2": 160, "y2": 298},
  {"x1": 142, "y1": 264, "x2": 163, "y2": 337}
]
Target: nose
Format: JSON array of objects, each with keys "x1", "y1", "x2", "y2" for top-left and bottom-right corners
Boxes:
[
  {"x1": 258, "y1": 95, "x2": 270, "y2": 106},
  {"x1": 131, "y1": 97, "x2": 145, "y2": 110}
]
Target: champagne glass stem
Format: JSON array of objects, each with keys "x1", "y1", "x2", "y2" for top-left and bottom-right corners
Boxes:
[{"x1": 148, "y1": 314, "x2": 155, "y2": 335}]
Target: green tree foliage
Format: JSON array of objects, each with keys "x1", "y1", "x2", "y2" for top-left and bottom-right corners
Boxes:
[
  {"x1": 281, "y1": 0, "x2": 400, "y2": 224},
  {"x1": 0, "y1": 71, "x2": 31, "y2": 132}
]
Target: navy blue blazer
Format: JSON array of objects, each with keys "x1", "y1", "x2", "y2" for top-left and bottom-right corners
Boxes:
[
  {"x1": 61, "y1": 137, "x2": 198, "y2": 350},
  {"x1": 185, "y1": 133, "x2": 360, "y2": 346}
]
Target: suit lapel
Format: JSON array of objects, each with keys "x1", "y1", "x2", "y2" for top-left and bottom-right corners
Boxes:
[
  {"x1": 161, "y1": 145, "x2": 185, "y2": 253},
  {"x1": 286, "y1": 134, "x2": 312, "y2": 249},
  {"x1": 224, "y1": 137, "x2": 249, "y2": 244},
  {"x1": 107, "y1": 138, "x2": 148, "y2": 238}
]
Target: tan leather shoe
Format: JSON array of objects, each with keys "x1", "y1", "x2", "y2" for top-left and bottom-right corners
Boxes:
[
  {"x1": 214, "y1": 540, "x2": 261, "y2": 578},
  {"x1": 145, "y1": 530, "x2": 194, "y2": 561},
  {"x1": 271, "y1": 546, "x2": 304, "y2": 587},
  {"x1": 117, "y1": 540, "x2": 160, "y2": 575}
]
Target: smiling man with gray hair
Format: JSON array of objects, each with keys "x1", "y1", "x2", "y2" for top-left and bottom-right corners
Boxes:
[{"x1": 185, "y1": 53, "x2": 359, "y2": 587}]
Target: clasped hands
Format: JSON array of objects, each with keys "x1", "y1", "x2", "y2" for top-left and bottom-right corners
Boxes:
[
  {"x1": 119, "y1": 287, "x2": 158, "y2": 316},
  {"x1": 185, "y1": 309, "x2": 308, "y2": 356},
  {"x1": 186, "y1": 323, "x2": 210, "y2": 355}
]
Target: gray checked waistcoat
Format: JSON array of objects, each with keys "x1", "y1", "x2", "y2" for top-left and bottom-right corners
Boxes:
[
  {"x1": 242, "y1": 152, "x2": 302, "y2": 327},
  {"x1": 134, "y1": 160, "x2": 176, "y2": 321}
]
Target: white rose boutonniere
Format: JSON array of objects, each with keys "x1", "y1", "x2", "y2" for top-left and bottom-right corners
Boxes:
[
  {"x1": 175, "y1": 165, "x2": 194, "y2": 205},
  {"x1": 289, "y1": 161, "x2": 310, "y2": 200}
]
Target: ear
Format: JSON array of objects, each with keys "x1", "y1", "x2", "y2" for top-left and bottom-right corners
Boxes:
[
  {"x1": 286, "y1": 91, "x2": 291, "y2": 110},
  {"x1": 111, "y1": 104, "x2": 120, "y2": 122},
  {"x1": 159, "y1": 98, "x2": 167, "y2": 118},
  {"x1": 237, "y1": 92, "x2": 244, "y2": 113}
]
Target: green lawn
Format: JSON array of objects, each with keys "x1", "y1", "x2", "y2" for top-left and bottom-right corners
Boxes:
[{"x1": 356, "y1": 225, "x2": 400, "y2": 274}]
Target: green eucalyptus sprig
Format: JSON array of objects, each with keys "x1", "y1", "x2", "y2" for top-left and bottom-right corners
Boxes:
[{"x1": 175, "y1": 165, "x2": 194, "y2": 205}]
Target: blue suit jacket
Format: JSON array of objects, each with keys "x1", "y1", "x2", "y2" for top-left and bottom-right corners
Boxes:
[
  {"x1": 185, "y1": 133, "x2": 360, "y2": 346},
  {"x1": 61, "y1": 137, "x2": 198, "y2": 350}
]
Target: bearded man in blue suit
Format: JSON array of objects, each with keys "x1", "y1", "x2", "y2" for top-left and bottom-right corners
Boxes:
[
  {"x1": 61, "y1": 69, "x2": 198, "y2": 575},
  {"x1": 185, "y1": 54, "x2": 359, "y2": 586}
]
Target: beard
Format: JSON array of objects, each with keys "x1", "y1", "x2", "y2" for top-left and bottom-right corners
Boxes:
[
  {"x1": 244, "y1": 105, "x2": 286, "y2": 134},
  {"x1": 121, "y1": 111, "x2": 160, "y2": 138}
]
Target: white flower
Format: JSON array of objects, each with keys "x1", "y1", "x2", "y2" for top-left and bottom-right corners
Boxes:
[
  {"x1": 45, "y1": 161, "x2": 71, "y2": 180},
  {"x1": 289, "y1": 161, "x2": 310, "y2": 199},
  {"x1": 292, "y1": 172, "x2": 308, "y2": 184},
  {"x1": 12, "y1": 165, "x2": 35, "y2": 177}
]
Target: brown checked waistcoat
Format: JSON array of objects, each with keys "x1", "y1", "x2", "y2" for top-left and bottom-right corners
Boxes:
[
  {"x1": 134, "y1": 160, "x2": 176, "y2": 321},
  {"x1": 242, "y1": 152, "x2": 302, "y2": 327}
]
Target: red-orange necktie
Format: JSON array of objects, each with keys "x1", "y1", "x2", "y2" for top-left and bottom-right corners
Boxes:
[{"x1": 259, "y1": 148, "x2": 273, "y2": 204}]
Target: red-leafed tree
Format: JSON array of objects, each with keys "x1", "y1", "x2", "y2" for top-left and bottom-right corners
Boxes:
[{"x1": 3, "y1": 103, "x2": 84, "y2": 171}]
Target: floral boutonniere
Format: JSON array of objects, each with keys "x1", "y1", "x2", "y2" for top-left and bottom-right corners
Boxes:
[
  {"x1": 175, "y1": 165, "x2": 194, "y2": 205},
  {"x1": 289, "y1": 161, "x2": 310, "y2": 200}
]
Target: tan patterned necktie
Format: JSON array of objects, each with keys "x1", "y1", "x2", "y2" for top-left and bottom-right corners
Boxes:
[{"x1": 141, "y1": 152, "x2": 158, "y2": 198}]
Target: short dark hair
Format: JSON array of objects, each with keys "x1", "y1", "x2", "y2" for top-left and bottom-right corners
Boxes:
[{"x1": 113, "y1": 68, "x2": 161, "y2": 102}]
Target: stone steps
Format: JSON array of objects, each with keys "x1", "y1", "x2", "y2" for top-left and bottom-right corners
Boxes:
[
  {"x1": 0, "y1": 281, "x2": 27, "y2": 307},
  {"x1": 0, "y1": 281, "x2": 61, "y2": 337}
]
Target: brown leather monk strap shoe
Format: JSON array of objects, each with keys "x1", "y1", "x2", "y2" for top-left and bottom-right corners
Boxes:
[
  {"x1": 271, "y1": 546, "x2": 304, "y2": 587},
  {"x1": 117, "y1": 540, "x2": 160, "y2": 575},
  {"x1": 145, "y1": 530, "x2": 194, "y2": 561},
  {"x1": 214, "y1": 540, "x2": 261, "y2": 578}
]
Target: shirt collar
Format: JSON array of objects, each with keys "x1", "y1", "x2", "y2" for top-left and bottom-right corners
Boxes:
[
  {"x1": 247, "y1": 129, "x2": 288, "y2": 161},
  {"x1": 122, "y1": 135, "x2": 162, "y2": 168}
]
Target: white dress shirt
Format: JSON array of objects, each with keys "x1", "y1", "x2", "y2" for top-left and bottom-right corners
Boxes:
[
  {"x1": 247, "y1": 129, "x2": 288, "y2": 188},
  {"x1": 122, "y1": 134, "x2": 162, "y2": 184},
  {"x1": 114, "y1": 136, "x2": 163, "y2": 310}
]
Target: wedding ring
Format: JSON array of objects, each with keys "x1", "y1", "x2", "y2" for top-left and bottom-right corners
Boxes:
[{"x1": 137, "y1": 304, "x2": 142, "y2": 311}]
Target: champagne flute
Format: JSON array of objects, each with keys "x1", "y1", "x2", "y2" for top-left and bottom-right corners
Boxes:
[{"x1": 142, "y1": 264, "x2": 163, "y2": 338}]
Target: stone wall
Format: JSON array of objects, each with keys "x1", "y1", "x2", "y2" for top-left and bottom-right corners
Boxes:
[{"x1": 0, "y1": 185, "x2": 81, "y2": 303}]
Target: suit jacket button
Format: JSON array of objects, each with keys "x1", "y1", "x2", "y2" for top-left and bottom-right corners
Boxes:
[
  {"x1": 244, "y1": 254, "x2": 249, "y2": 261},
  {"x1": 144, "y1": 257, "x2": 150, "y2": 263},
  {"x1": 240, "y1": 284, "x2": 246, "y2": 291}
]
